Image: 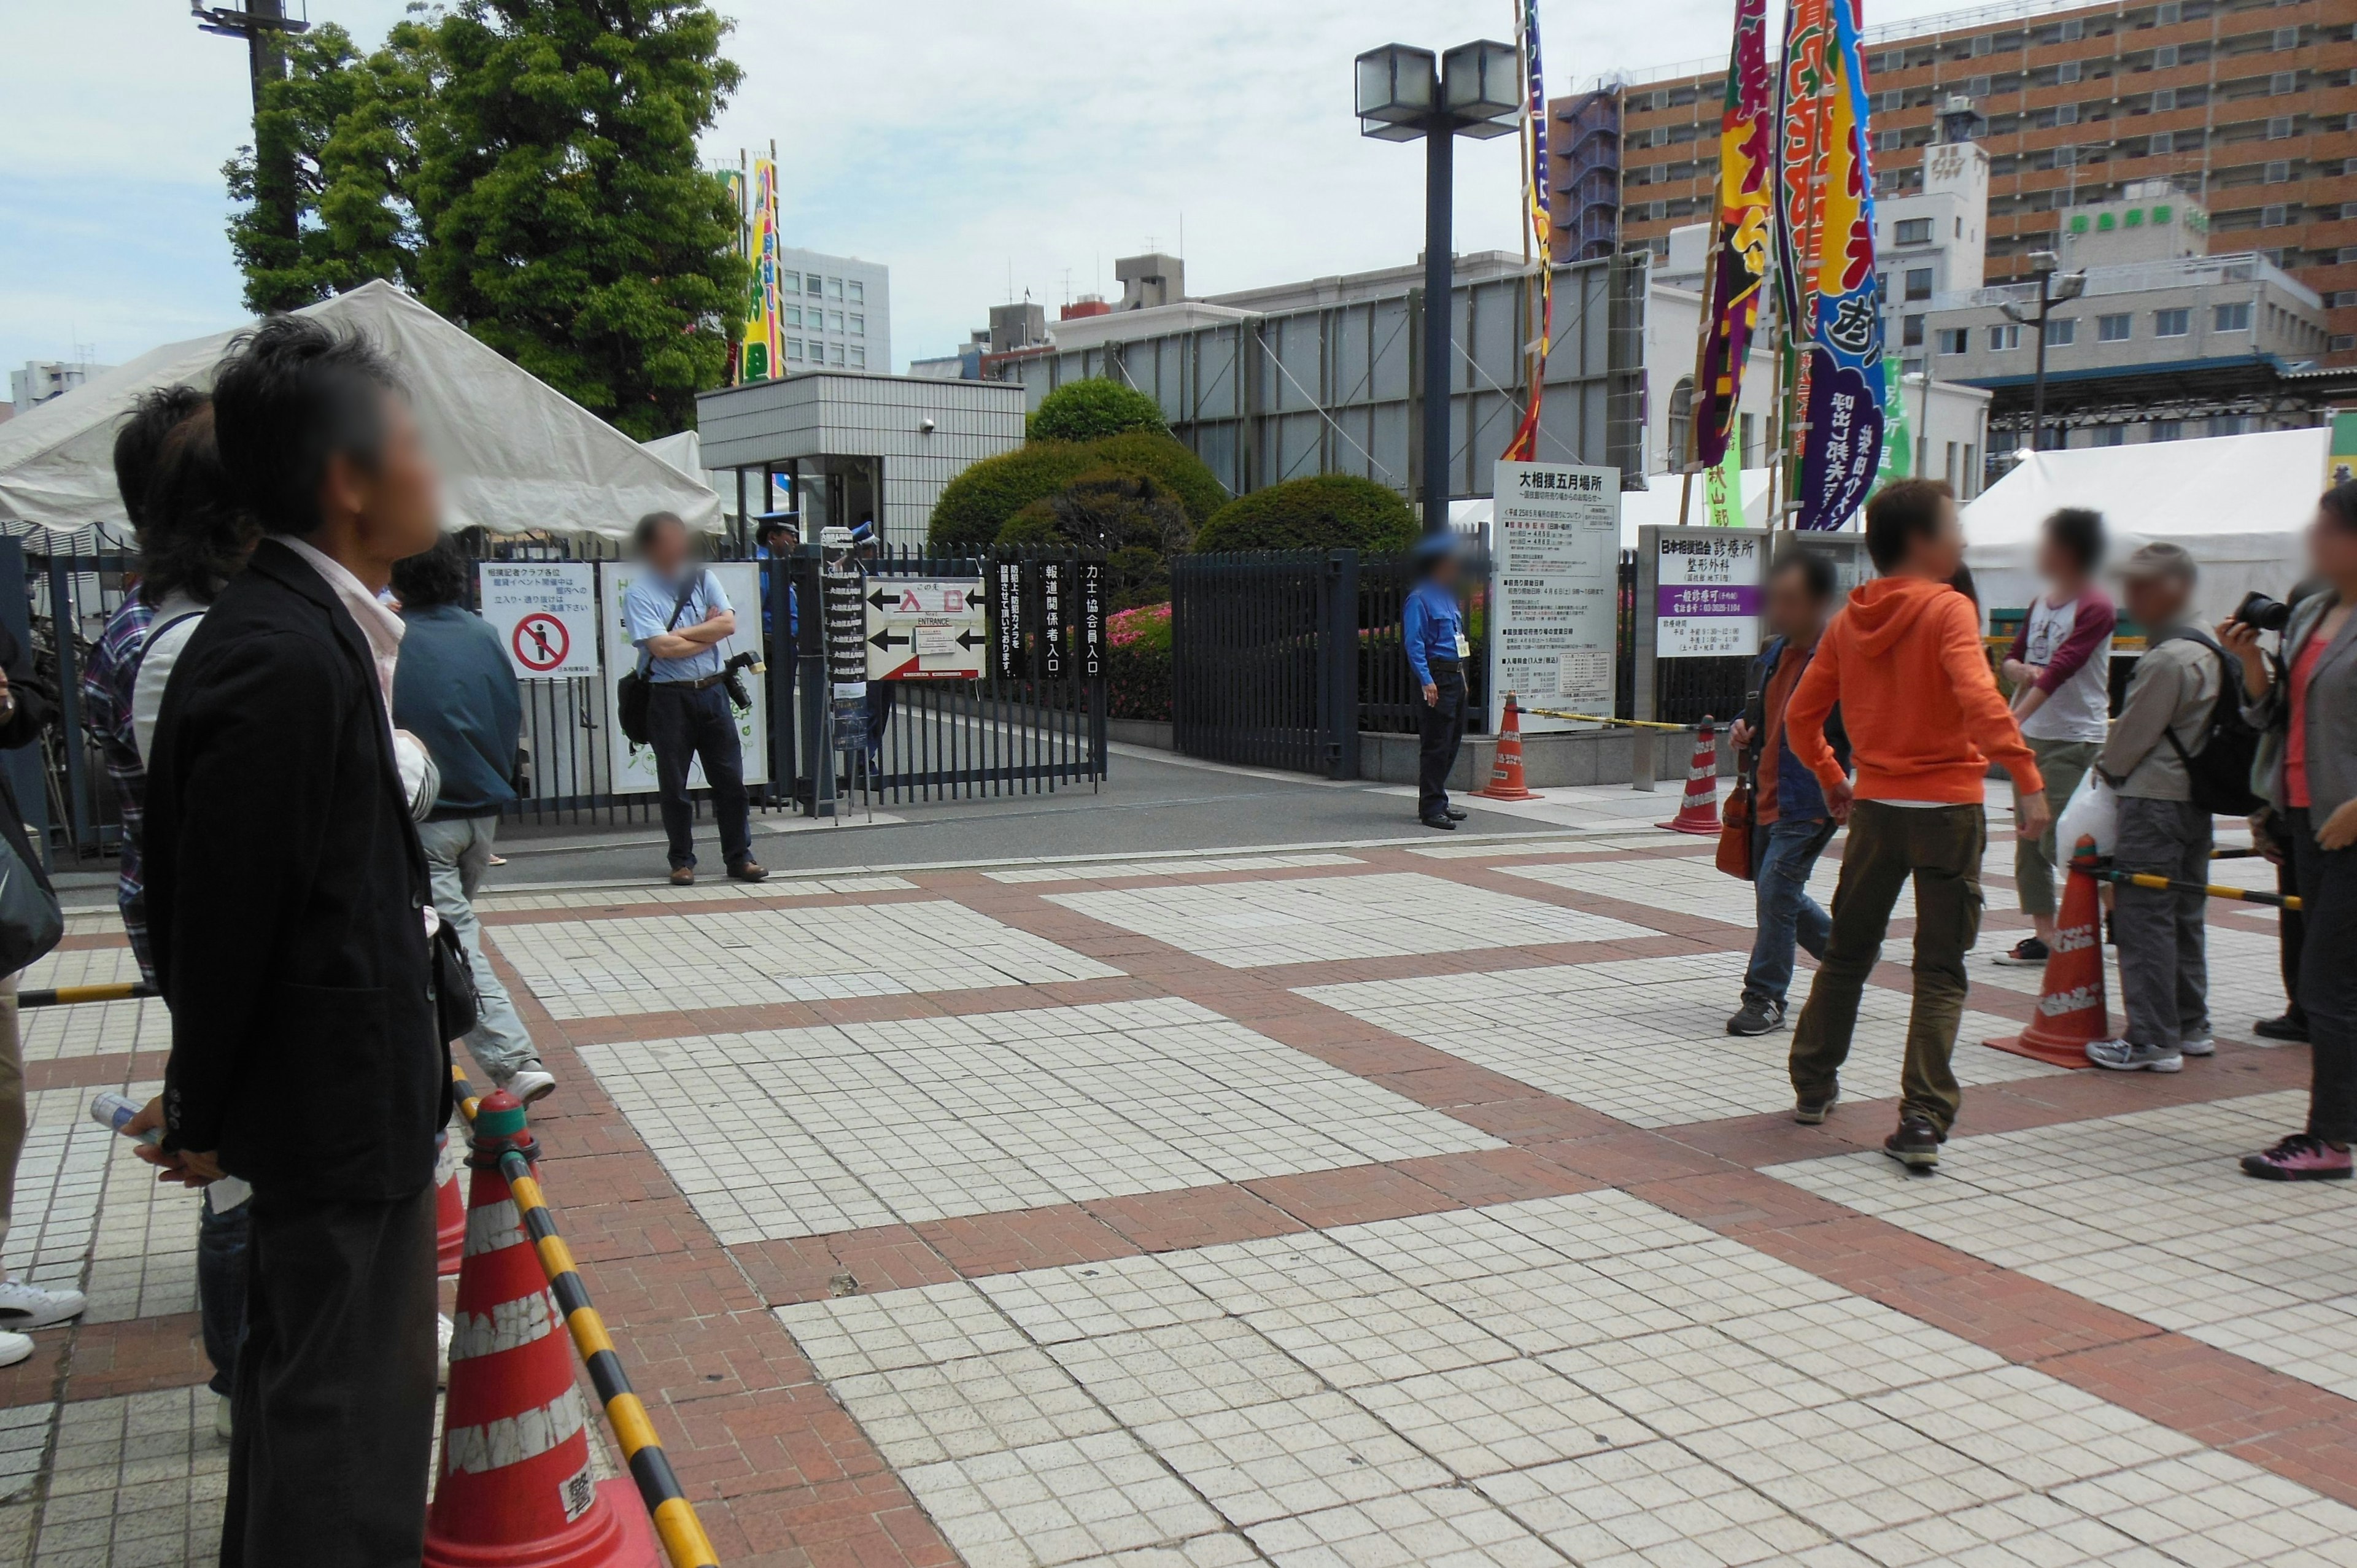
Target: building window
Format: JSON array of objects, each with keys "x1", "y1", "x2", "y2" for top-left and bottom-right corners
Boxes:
[
  {"x1": 1969, "y1": 73, "x2": 1992, "y2": 96},
  {"x1": 2056, "y1": 103, "x2": 2079, "y2": 126},
  {"x1": 1991, "y1": 323, "x2": 2023, "y2": 350},
  {"x1": 1903, "y1": 314, "x2": 1925, "y2": 347},
  {"x1": 2157, "y1": 0, "x2": 2180, "y2": 21},
  {"x1": 826, "y1": 277, "x2": 843, "y2": 299},
  {"x1": 850, "y1": 347, "x2": 867, "y2": 369},
  {"x1": 786, "y1": 338, "x2": 803, "y2": 360},
  {"x1": 2093, "y1": 425, "x2": 2126, "y2": 447},
  {"x1": 784, "y1": 305, "x2": 802, "y2": 328},
  {"x1": 2057, "y1": 60, "x2": 2081, "y2": 85},
  {"x1": 1893, "y1": 217, "x2": 1932, "y2": 247},
  {"x1": 2153, "y1": 85, "x2": 2177, "y2": 109},
  {"x1": 2266, "y1": 160, "x2": 2291, "y2": 183},
  {"x1": 2047, "y1": 317, "x2": 2076, "y2": 346},
  {"x1": 2212, "y1": 414, "x2": 2256, "y2": 436},
  {"x1": 1876, "y1": 128, "x2": 1902, "y2": 152},
  {"x1": 848, "y1": 280, "x2": 864, "y2": 304},
  {"x1": 780, "y1": 271, "x2": 800, "y2": 294},
  {"x1": 2215, "y1": 301, "x2": 2253, "y2": 331},
  {"x1": 805, "y1": 274, "x2": 822, "y2": 296},
  {"x1": 1739, "y1": 412, "x2": 1758, "y2": 466},
  {"x1": 2098, "y1": 312, "x2": 2132, "y2": 341},
  {"x1": 2271, "y1": 71, "x2": 2296, "y2": 95},
  {"x1": 1938, "y1": 327, "x2": 1971, "y2": 355},
  {"x1": 2274, "y1": 26, "x2": 2298, "y2": 50},
  {"x1": 848, "y1": 313, "x2": 864, "y2": 335},
  {"x1": 2154, "y1": 307, "x2": 2190, "y2": 336},
  {"x1": 2151, "y1": 419, "x2": 2183, "y2": 441},
  {"x1": 2150, "y1": 131, "x2": 2175, "y2": 154},
  {"x1": 2268, "y1": 115, "x2": 2295, "y2": 139},
  {"x1": 1905, "y1": 267, "x2": 1934, "y2": 301},
  {"x1": 2154, "y1": 44, "x2": 2178, "y2": 69},
  {"x1": 829, "y1": 343, "x2": 845, "y2": 366},
  {"x1": 2061, "y1": 17, "x2": 2083, "y2": 41},
  {"x1": 2262, "y1": 203, "x2": 2289, "y2": 228}
]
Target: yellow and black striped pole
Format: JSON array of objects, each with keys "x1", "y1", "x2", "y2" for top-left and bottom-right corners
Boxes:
[
  {"x1": 2075, "y1": 860, "x2": 2304, "y2": 913},
  {"x1": 452, "y1": 1067, "x2": 720, "y2": 1568},
  {"x1": 15, "y1": 981, "x2": 156, "y2": 1008}
]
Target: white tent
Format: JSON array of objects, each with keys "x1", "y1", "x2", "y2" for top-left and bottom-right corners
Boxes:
[
  {"x1": 0, "y1": 280, "x2": 720, "y2": 539},
  {"x1": 1450, "y1": 468, "x2": 1776, "y2": 550},
  {"x1": 1963, "y1": 427, "x2": 2320, "y2": 627}
]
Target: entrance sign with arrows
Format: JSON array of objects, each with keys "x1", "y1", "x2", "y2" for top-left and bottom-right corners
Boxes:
[{"x1": 865, "y1": 576, "x2": 988, "y2": 681}]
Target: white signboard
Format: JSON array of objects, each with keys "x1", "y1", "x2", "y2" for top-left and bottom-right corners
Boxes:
[
  {"x1": 597, "y1": 560, "x2": 769, "y2": 794},
  {"x1": 1488, "y1": 461, "x2": 1622, "y2": 733},
  {"x1": 477, "y1": 562, "x2": 600, "y2": 679},
  {"x1": 865, "y1": 576, "x2": 988, "y2": 681},
  {"x1": 1656, "y1": 531, "x2": 1764, "y2": 658}
]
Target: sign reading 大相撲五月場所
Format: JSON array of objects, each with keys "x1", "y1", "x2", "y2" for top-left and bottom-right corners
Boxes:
[
  {"x1": 477, "y1": 562, "x2": 600, "y2": 680},
  {"x1": 1487, "y1": 461, "x2": 1620, "y2": 733},
  {"x1": 1655, "y1": 531, "x2": 1763, "y2": 658}
]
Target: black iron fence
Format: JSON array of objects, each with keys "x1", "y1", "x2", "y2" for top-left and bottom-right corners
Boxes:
[{"x1": 1170, "y1": 551, "x2": 1357, "y2": 778}]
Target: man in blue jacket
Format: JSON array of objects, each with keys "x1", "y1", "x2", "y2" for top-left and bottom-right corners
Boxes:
[
  {"x1": 1727, "y1": 551, "x2": 1850, "y2": 1035},
  {"x1": 1404, "y1": 533, "x2": 1471, "y2": 830}
]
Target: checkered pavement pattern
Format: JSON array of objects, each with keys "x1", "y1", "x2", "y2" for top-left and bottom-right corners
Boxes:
[{"x1": 4, "y1": 786, "x2": 2351, "y2": 1567}]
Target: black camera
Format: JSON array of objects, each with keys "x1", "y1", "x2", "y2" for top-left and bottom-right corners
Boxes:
[
  {"x1": 2232, "y1": 591, "x2": 2292, "y2": 633},
  {"x1": 720, "y1": 649, "x2": 765, "y2": 712}
]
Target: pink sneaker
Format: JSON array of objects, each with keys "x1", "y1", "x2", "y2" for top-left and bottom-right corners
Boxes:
[{"x1": 2240, "y1": 1134, "x2": 2353, "y2": 1182}]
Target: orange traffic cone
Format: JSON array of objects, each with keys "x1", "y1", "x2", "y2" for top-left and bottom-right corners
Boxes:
[
  {"x1": 1984, "y1": 837, "x2": 2107, "y2": 1069},
  {"x1": 436, "y1": 1132, "x2": 467, "y2": 1278},
  {"x1": 1474, "y1": 693, "x2": 1541, "y2": 801},
  {"x1": 1657, "y1": 719, "x2": 1722, "y2": 835},
  {"x1": 425, "y1": 1091, "x2": 660, "y2": 1568}
]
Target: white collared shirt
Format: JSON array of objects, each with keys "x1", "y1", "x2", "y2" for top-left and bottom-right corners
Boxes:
[{"x1": 278, "y1": 533, "x2": 404, "y2": 713}]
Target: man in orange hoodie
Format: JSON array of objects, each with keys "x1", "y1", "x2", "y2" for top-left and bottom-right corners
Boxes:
[{"x1": 1784, "y1": 479, "x2": 2049, "y2": 1169}]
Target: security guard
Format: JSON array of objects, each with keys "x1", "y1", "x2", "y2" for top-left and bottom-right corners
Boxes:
[{"x1": 1404, "y1": 532, "x2": 1471, "y2": 830}]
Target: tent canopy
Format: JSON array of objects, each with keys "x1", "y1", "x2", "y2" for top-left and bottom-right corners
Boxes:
[
  {"x1": 1963, "y1": 427, "x2": 2320, "y2": 626},
  {"x1": 0, "y1": 280, "x2": 720, "y2": 538}
]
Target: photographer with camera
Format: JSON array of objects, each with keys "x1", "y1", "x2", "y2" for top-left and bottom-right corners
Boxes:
[
  {"x1": 2230, "y1": 581, "x2": 2323, "y2": 1044},
  {"x1": 627, "y1": 511, "x2": 767, "y2": 886},
  {"x1": 2220, "y1": 483, "x2": 2357, "y2": 1180}
]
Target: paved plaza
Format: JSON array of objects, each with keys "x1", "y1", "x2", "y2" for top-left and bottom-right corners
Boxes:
[{"x1": 3, "y1": 783, "x2": 2352, "y2": 1567}]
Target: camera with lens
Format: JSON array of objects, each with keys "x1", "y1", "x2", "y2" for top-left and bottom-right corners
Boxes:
[{"x1": 2232, "y1": 591, "x2": 2292, "y2": 633}]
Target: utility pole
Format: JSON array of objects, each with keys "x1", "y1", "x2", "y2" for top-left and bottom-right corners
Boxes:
[{"x1": 194, "y1": 3, "x2": 310, "y2": 252}]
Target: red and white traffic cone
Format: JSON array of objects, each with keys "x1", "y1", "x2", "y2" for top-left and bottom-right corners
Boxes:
[
  {"x1": 1984, "y1": 837, "x2": 2108, "y2": 1070},
  {"x1": 1474, "y1": 693, "x2": 1541, "y2": 801},
  {"x1": 424, "y1": 1091, "x2": 659, "y2": 1568},
  {"x1": 436, "y1": 1131, "x2": 467, "y2": 1278},
  {"x1": 1657, "y1": 719, "x2": 1723, "y2": 835}
]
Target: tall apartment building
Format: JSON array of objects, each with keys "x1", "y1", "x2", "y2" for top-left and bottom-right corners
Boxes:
[{"x1": 1557, "y1": 0, "x2": 2357, "y2": 357}]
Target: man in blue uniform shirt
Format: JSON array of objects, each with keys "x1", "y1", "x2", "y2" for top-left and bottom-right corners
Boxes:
[{"x1": 1404, "y1": 533, "x2": 1471, "y2": 830}]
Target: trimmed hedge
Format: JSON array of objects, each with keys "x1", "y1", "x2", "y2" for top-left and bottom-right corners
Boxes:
[
  {"x1": 1083, "y1": 432, "x2": 1225, "y2": 525},
  {"x1": 1107, "y1": 639, "x2": 1172, "y2": 720},
  {"x1": 1191, "y1": 474, "x2": 1418, "y2": 554},
  {"x1": 1028, "y1": 377, "x2": 1169, "y2": 442},
  {"x1": 929, "y1": 432, "x2": 1224, "y2": 553}
]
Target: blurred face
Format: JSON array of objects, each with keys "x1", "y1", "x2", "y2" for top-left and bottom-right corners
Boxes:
[
  {"x1": 1914, "y1": 494, "x2": 1966, "y2": 580},
  {"x1": 1764, "y1": 565, "x2": 1824, "y2": 642},
  {"x1": 2310, "y1": 507, "x2": 2357, "y2": 585},
  {"x1": 2122, "y1": 573, "x2": 2191, "y2": 629},
  {"x1": 2034, "y1": 531, "x2": 2081, "y2": 588},
  {"x1": 333, "y1": 392, "x2": 441, "y2": 562},
  {"x1": 640, "y1": 519, "x2": 690, "y2": 577},
  {"x1": 1428, "y1": 553, "x2": 1460, "y2": 589}
]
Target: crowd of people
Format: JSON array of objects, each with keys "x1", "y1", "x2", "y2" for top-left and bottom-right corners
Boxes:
[{"x1": 1713, "y1": 477, "x2": 2355, "y2": 1181}]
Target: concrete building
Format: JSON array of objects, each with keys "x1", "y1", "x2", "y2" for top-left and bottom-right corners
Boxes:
[
  {"x1": 773, "y1": 246, "x2": 891, "y2": 376},
  {"x1": 1562, "y1": 0, "x2": 2357, "y2": 360},
  {"x1": 695, "y1": 373, "x2": 1025, "y2": 546},
  {"x1": 984, "y1": 250, "x2": 1647, "y2": 509},
  {"x1": 12, "y1": 360, "x2": 110, "y2": 411}
]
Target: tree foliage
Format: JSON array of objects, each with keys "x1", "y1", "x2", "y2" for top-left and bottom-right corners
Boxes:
[
  {"x1": 223, "y1": 1, "x2": 745, "y2": 438},
  {"x1": 1026, "y1": 377, "x2": 1169, "y2": 443},
  {"x1": 994, "y1": 469, "x2": 1194, "y2": 611},
  {"x1": 927, "y1": 433, "x2": 1223, "y2": 554},
  {"x1": 1192, "y1": 474, "x2": 1419, "y2": 554}
]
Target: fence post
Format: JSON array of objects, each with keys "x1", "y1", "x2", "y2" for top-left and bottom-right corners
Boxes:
[
  {"x1": 793, "y1": 546, "x2": 830, "y2": 818},
  {"x1": 1320, "y1": 550, "x2": 1360, "y2": 782},
  {"x1": 767, "y1": 551, "x2": 797, "y2": 806},
  {"x1": 45, "y1": 555, "x2": 93, "y2": 856}
]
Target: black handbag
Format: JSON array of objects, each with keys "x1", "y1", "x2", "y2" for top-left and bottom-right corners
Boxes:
[
  {"x1": 430, "y1": 918, "x2": 481, "y2": 1044},
  {"x1": 614, "y1": 574, "x2": 705, "y2": 746},
  {"x1": 0, "y1": 830, "x2": 62, "y2": 976}
]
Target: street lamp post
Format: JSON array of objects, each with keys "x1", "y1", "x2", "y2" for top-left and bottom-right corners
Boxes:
[
  {"x1": 1356, "y1": 41, "x2": 1521, "y2": 536},
  {"x1": 2001, "y1": 249, "x2": 2085, "y2": 456}
]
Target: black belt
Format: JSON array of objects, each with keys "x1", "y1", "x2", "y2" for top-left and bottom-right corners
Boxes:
[
  {"x1": 1427, "y1": 658, "x2": 1463, "y2": 674},
  {"x1": 652, "y1": 673, "x2": 727, "y2": 692}
]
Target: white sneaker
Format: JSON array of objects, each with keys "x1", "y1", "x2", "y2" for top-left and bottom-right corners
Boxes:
[
  {"x1": 0, "y1": 1276, "x2": 87, "y2": 1330},
  {"x1": 0, "y1": 1330, "x2": 29, "y2": 1369},
  {"x1": 2086, "y1": 1038, "x2": 2183, "y2": 1073},
  {"x1": 2180, "y1": 1036, "x2": 2216, "y2": 1058},
  {"x1": 438, "y1": 1311, "x2": 454, "y2": 1388},
  {"x1": 506, "y1": 1061, "x2": 556, "y2": 1105},
  {"x1": 214, "y1": 1393, "x2": 233, "y2": 1441}
]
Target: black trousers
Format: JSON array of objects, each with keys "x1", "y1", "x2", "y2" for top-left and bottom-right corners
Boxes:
[
  {"x1": 2272, "y1": 814, "x2": 2308, "y2": 1027},
  {"x1": 222, "y1": 1183, "x2": 438, "y2": 1568},
  {"x1": 648, "y1": 681, "x2": 753, "y2": 871},
  {"x1": 2286, "y1": 808, "x2": 2357, "y2": 1142},
  {"x1": 1418, "y1": 664, "x2": 1468, "y2": 819}
]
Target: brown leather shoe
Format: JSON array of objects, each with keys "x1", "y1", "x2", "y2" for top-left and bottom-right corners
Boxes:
[
  {"x1": 669, "y1": 867, "x2": 695, "y2": 886},
  {"x1": 728, "y1": 860, "x2": 769, "y2": 884}
]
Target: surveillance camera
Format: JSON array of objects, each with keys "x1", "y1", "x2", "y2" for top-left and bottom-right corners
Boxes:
[{"x1": 919, "y1": 417, "x2": 937, "y2": 433}]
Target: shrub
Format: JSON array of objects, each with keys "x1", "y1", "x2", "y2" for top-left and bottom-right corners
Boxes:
[
  {"x1": 1106, "y1": 637, "x2": 1172, "y2": 720},
  {"x1": 1083, "y1": 431, "x2": 1226, "y2": 525},
  {"x1": 996, "y1": 469, "x2": 1193, "y2": 610},
  {"x1": 928, "y1": 442, "x2": 1098, "y2": 554},
  {"x1": 1191, "y1": 474, "x2": 1418, "y2": 554},
  {"x1": 993, "y1": 504, "x2": 1063, "y2": 547},
  {"x1": 1028, "y1": 377, "x2": 1169, "y2": 442}
]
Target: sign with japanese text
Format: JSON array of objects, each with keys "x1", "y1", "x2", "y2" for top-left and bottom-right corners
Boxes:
[
  {"x1": 1655, "y1": 531, "x2": 1764, "y2": 658},
  {"x1": 1488, "y1": 462, "x2": 1620, "y2": 732},
  {"x1": 864, "y1": 576, "x2": 986, "y2": 681},
  {"x1": 477, "y1": 562, "x2": 599, "y2": 680}
]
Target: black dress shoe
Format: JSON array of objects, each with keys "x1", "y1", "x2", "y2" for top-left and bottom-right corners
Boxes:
[
  {"x1": 2254, "y1": 1012, "x2": 2309, "y2": 1043},
  {"x1": 1445, "y1": 806, "x2": 1468, "y2": 821},
  {"x1": 1420, "y1": 814, "x2": 1458, "y2": 831}
]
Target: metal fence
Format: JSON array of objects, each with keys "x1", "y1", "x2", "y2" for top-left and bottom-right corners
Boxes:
[
  {"x1": 1169, "y1": 551, "x2": 1355, "y2": 778},
  {"x1": 1355, "y1": 551, "x2": 1493, "y2": 738}
]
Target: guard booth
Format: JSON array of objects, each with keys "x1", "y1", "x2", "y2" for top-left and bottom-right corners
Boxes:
[{"x1": 1633, "y1": 523, "x2": 1870, "y2": 724}]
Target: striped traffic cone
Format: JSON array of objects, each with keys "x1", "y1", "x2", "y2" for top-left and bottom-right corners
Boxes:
[
  {"x1": 425, "y1": 1091, "x2": 659, "y2": 1568},
  {"x1": 436, "y1": 1131, "x2": 467, "y2": 1277},
  {"x1": 1474, "y1": 693, "x2": 1541, "y2": 801},
  {"x1": 1657, "y1": 719, "x2": 1723, "y2": 835},
  {"x1": 1984, "y1": 837, "x2": 2108, "y2": 1070}
]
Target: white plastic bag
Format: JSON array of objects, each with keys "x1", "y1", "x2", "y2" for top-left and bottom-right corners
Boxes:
[{"x1": 2052, "y1": 768, "x2": 2117, "y2": 862}]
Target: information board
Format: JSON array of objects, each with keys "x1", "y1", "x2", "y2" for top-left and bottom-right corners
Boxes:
[
  {"x1": 1487, "y1": 461, "x2": 1622, "y2": 733},
  {"x1": 477, "y1": 562, "x2": 599, "y2": 680},
  {"x1": 865, "y1": 576, "x2": 986, "y2": 681},
  {"x1": 1655, "y1": 531, "x2": 1764, "y2": 658},
  {"x1": 597, "y1": 560, "x2": 768, "y2": 794}
]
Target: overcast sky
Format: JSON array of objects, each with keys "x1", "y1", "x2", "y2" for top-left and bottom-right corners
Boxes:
[{"x1": 1, "y1": 0, "x2": 1972, "y2": 385}]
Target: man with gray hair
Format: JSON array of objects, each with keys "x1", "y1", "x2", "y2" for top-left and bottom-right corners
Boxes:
[{"x1": 2087, "y1": 542, "x2": 2221, "y2": 1073}]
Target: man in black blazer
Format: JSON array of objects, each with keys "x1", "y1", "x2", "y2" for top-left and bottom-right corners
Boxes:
[{"x1": 139, "y1": 317, "x2": 450, "y2": 1567}]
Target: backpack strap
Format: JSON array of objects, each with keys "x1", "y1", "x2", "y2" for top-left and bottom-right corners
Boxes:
[
  {"x1": 2151, "y1": 625, "x2": 2229, "y2": 769},
  {"x1": 635, "y1": 571, "x2": 708, "y2": 677}
]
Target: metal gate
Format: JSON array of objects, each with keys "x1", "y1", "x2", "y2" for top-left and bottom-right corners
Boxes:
[{"x1": 1170, "y1": 551, "x2": 1360, "y2": 778}]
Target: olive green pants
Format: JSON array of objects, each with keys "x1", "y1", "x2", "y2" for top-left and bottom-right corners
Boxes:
[
  {"x1": 1790, "y1": 801, "x2": 1986, "y2": 1136},
  {"x1": 2014, "y1": 737, "x2": 2098, "y2": 921}
]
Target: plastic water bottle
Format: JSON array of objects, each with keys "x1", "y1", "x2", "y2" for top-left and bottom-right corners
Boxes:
[{"x1": 88, "y1": 1091, "x2": 160, "y2": 1147}]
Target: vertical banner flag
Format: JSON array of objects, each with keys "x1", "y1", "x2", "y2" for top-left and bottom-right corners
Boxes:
[
  {"x1": 1778, "y1": 0, "x2": 1886, "y2": 529},
  {"x1": 738, "y1": 160, "x2": 784, "y2": 384},
  {"x1": 1876, "y1": 354, "x2": 1912, "y2": 483},
  {"x1": 1503, "y1": 0, "x2": 1553, "y2": 463},
  {"x1": 1693, "y1": 0, "x2": 1773, "y2": 468},
  {"x1": 1703, "y1": 444, "x2": 1743, "y2": 527}
]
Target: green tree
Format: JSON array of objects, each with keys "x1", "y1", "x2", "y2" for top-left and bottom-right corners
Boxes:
[
  {"x1": 1027, "y1": 377, "x2": 1169, "y2": 442},
  {"x1": 1191, "y1": 474, "x2": 1418, "y2": 554},
  {"x1": 222, "y1": 1, "x2": 745, "y2": 438}
]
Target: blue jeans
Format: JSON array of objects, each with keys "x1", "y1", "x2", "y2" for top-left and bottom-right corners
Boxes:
[
  {"x1": 1743, "y1": 816, "x2": 1834, "y2": 1011},
  {"x1": 199, "y1": 1188, "x2": 250, "y2": 1397}
]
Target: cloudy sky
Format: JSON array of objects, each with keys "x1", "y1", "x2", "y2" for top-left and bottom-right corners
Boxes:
[{"x1": 2, "y1": 0, "x2": 1970, "y2": 384}]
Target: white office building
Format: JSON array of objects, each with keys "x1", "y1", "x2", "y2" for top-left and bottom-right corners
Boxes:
[{"x1": 775, "y1": 247, "x2": 891, "y2": 376}]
